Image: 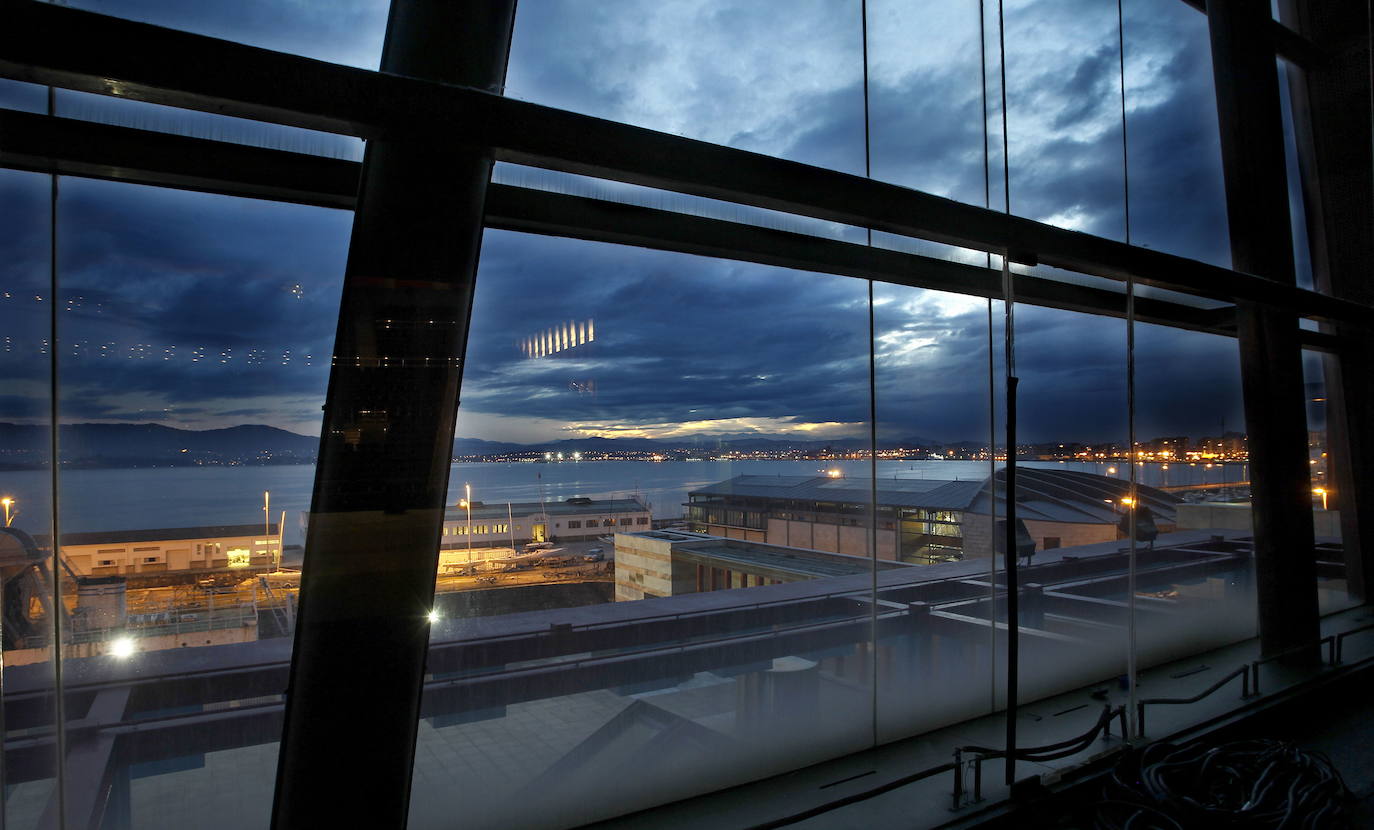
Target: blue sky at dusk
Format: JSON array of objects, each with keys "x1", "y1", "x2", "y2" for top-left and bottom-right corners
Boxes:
[{"x1": 0, "y1": 0, "x2": 1253, "y2": 446}]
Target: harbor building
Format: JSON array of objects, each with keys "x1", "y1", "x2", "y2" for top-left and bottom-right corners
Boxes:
[
  {"x1": 441, "y1": 497, "x2": 650, "y2": 548},
  {"x1": 613, "y1": 529, "x2": 908, "y2": 602},
  {"x1": 686, "y1": 469, "x2": 1180, "y2": 564},
  {"x1": 47, "y1": 524, "x2": 281, "y2": 583}
]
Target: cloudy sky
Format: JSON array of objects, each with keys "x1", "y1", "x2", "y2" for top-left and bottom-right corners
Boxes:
[{"x1": 0, "y1": 0, "x2": 1270, "y2": 446}]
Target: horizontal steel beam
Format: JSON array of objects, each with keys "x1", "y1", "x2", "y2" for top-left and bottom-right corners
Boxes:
[
  {"x1": 0, "y1": 108, "x2": 1237, "y2": 338},
  {"x1": 1, "y1": 0, "x2": 1370, "y2": 328}
]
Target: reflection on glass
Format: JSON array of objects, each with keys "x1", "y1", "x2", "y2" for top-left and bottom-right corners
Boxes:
[
  {"x1": 0, "y1": 168, "x2": 59, "y2": 829},
  {"x1": 412, "y1": 231, "x2": 876, "y2": 828},
  {"x1": 1302, "y1": 350, "x2": 1358, "y2": 615},
  {"x1": 37, "y1": 178, "x2": 347, "y2": 828},
  {"x1": 1132, "y1": 323, "x2": 1257, "y2": 660}
]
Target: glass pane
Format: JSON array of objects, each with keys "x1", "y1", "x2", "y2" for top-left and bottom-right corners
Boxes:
[
  {"x1": 1132, "y1": 323, "x2": 1257, "y2": 693},
  {"x1": 53, "y1": 178, "x2": 348, "y2": 829},
  {"x1": 1303, "y1": 350, "x2": 1358, "y2": 614},
  {"x1": 0, "y1": 78, "x2": 47, "y2": 113},
  {"x1": 506, "y1": 0, "x2": 865, "y2": 172},
  {"x1": 867, "y1": 0, "x2": 990, "y2": 206},
  {"x1": 1278, "y1": 59, "x2": 1315, "y2": 291},
  {"x1": 1123, "y1": 0, "x2": 1231, "y2": 267},
  {"x1": 1004, "y1": 302, "x2": 1132, "y2": 735},
  {"x1": 63, "y1": 0, "x2": 390, "y2": 70},
  {"x1": 1002, "y1": 0, "x2": 1126, "y2": 237},
  {"x1": 871, "y1": 282, "x2": 1001, "y2": 747},
  {"x1": 0, "y1": 168, "x2": 60, "y2": 828},
  {"x1": 410, "y1": 231, "x2": 876, "y2": 829}
]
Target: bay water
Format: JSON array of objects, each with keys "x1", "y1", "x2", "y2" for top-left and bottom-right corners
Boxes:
[{"x1": 1, "y1": 458, "x2": 1246, "y2": 546}]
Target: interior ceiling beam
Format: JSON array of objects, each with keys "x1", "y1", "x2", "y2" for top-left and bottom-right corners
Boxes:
[
  {"x1": 1, "y1": 0, "x2": 1369, "y2": 329},
  {"x1": 0, "y1": 108, "x2": 1239, "y2": 338}
]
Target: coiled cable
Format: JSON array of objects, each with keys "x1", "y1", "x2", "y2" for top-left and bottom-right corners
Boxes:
[{"x1": 1089, "y1": 738, "x2": 1354, "y2": 829}]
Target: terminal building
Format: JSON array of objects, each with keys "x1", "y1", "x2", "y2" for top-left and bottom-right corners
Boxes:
[
  {"x1": 613, "y1": 529, "x2": 908, "y2": 602},
  {"x1": 686, "y1": 469, "x2": 1180, "y2": 564},
  {"x1": 43, "y1": 523, "x2": 281, "y2": 583},
  {"x1": 441, "y1": 496, "x2": 650, "y2": 548}
]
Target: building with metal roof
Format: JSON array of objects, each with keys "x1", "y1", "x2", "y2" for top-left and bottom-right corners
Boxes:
[
  {"x1": 686, "y1": 470, "x2": 1180, "y2": 565},
  {"x1": 441, "y1": 497, "x2": 650, "y2": 547},
  {"x1": 613, "y1": 529, "x2": 909, "y2": 601}
]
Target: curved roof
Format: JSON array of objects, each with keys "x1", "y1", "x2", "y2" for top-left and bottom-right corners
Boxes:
[{"x1": 691, "y1": 468, "x2": 1179, "y2": 524}]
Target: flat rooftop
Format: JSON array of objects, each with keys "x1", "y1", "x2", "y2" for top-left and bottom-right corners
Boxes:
[
  {"x1": 691, "y1": 469, "x2": 1181, "y2": 524},
  {"x1": 628, "y1": 532, "x2": 910, "y2": 580},
  {"x1": 445, "y1": 498, "x2": 647, "y2": 521},
  {"x1": 36, "y1": 524, "x2": 278, "y2": 547}
]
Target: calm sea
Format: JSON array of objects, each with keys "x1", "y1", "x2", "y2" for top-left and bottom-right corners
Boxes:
[{"x1": 2, "y1": 458, "x2": 1247, "y2": 546}]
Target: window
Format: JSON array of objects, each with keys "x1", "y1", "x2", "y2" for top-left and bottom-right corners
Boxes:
[{"x1": 8, "y1": 3, "x2": 1369, "y2": 829}]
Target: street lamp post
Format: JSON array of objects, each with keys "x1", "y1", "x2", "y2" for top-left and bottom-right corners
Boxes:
[
  {"x1": 263, "y1": 490, "x2": 271, "y2": 564},
  {"x1": 464, "y1": 483, "x2": 472, "y2": 564}
]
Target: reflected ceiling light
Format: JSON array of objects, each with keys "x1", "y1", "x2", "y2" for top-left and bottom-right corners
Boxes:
[
  {"x1": 109, "y1": 637, "x2": 136, "y2": 658},
  {"x1": 520, "y1": 318, "x2": 596, "y2": 359},
  {"x1": 427, "y1": 610, "x2": 440, "y2": 624}
]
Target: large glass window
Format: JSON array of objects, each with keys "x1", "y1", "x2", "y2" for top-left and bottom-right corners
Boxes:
[
  {"x1": 2, "y1": 1, "x2": 1369, "y2": 827},
  {"x1": 0, "y1": 167, "x2": 59, "y2": 830},
  {"x1": 43, "y1": 178, "x2": 346, "y2": 829},
  {"x1": 410, "y1": 232, "x2": 877, "y2": 828}
]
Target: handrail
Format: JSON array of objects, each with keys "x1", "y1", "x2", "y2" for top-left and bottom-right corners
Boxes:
[
  {"x1": 1335, "y1": 623, "x2": 1374, "y2": 663},
  {"x1": 953, "y1": 704, "x2": 1125, "y2": 804},
  {"x1": 1137, "y1": 665, "x2": 1250, "y2": 736},
  {"x1": 1249, "y1": 635, "x2": 1334, "y2": 694}
]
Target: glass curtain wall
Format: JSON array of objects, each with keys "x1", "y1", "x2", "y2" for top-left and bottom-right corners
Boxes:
[
  {"x1": 409, "y1": 235, "x2": 876, "y2": 829},
  {"x1": 0, "y1": 174, "x2": 351, "y2": 829},
  {"x1": 0, "y1": 0, "x2": 1365, "y2": 828},
  {"x1": 0, "y1": 168, "x2": 59, "y2": 829}
]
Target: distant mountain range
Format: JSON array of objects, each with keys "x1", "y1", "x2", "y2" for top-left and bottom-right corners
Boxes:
[
  {"x1": 0, "y1": 423, "x2": 320, "y2": 469},
  {"x1": 0, "y1": 423, "x2": 952, "y2": 469}
]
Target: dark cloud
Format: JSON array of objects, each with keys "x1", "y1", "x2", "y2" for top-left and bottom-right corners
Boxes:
[{"x1": 0, "y1": 0, "x2": 1246, "y2": 447}]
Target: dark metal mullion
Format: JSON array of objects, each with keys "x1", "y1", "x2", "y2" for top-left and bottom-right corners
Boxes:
[
  {"x1": 1206, "y1": 0, "x2": 1322, "y2": 660},
  {"x1": 2, "y1": 0, "x2": 1370, "y2": 326},
  {"x1": 1276, "y1": 0, "x2": 1374, "y2": 602},
  {"x1": 270, "y1": 2, "x2": 516, "y2": 827}
]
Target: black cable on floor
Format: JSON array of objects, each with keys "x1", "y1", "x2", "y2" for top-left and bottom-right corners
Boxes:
[{"x1": 1089, "y1": 738, "x2": 1354, "y2": 829}]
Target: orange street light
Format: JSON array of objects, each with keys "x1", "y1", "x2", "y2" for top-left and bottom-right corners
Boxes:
[{"x1": 1313, "y1": 487, "x2": 1328, "y2": 510}]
